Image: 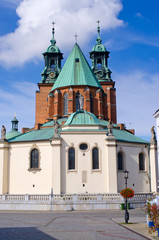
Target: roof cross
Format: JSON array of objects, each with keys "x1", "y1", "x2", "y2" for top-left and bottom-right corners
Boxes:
[
  {"x1": 52, "y1": 22, "x2": 55, "y2": 28},
  {"x1": 74, "y1": 33, "x2": 78, "y2": 43},
  {"x1": 97, "y1": 20, "x2": 100, "y2": 27}
]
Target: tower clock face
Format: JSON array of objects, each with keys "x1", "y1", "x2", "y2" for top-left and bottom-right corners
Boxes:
[{"x1": 49, "y1": 72, "x2": 56, "y2": 79}]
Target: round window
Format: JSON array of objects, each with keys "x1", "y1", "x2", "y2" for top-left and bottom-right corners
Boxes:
[{"x1": 79, "y1": 143, "x2": 88, "y2": 151}]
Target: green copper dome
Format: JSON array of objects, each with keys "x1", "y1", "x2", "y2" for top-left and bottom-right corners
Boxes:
[
  {"x1": 46, "y1": 45, "x2": 61, "y2": 53},
  {"x1": 64, "y1": 110, "x2": 100, "y2": 125},
  {"x1": 51, "y1": 43, "x2": 102, "y2": 91},
  {"x1": 91, "y1": 24, "x2": 107, "y2": 53},
  {"x1": 45, "y1": 24, "x2": 61, "y2": 54},
  {"x1": 92, "y1": 44, "x2": 106, "y2": 52}
]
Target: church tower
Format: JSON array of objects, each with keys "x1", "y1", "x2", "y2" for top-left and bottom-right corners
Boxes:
[
  {"x1": 41, "y1": 22, "x2": 63, "y2": 83},
  {"x1": 35, "y1": 24, "x2": 63, "y2": 127},
  {"x1": 90, "y1": 22, "x2": 117, "y2": 123},
  {"x1": 90, "y1": 21, "x2": 112, "y2": 82},
  {"x1": 35, "y1": 23, "x2": 117, "y2": 126}
]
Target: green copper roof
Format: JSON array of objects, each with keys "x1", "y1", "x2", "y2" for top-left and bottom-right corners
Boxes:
[
  {"x1": 7, "y1": 111, "x2": 147, "y2": 144},
  {"x1": 64, "y1": 110, "x2": 101, "y2": 125},
  {"x1": 8, "y1": 128, "x2": 54, "y2": 142},
  {"x1": 51, "y1": 43, "x2": 102, "y2": 91},
  {"x1": 113, "y1": 129, "x2": 148, "y2": 144},
  {"x1": 6, "y1": 130, "x2": 22, "y2": 140}
]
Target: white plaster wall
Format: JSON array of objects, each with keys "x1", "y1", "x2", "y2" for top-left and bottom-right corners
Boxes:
[
  {"x1": 6, "y1": 133, "x2": 151, "y2": 195},
  {"x1": 117, "y1": 143, "x2": 150, "y2": 193},
  {"x1": 9, "y1": 142, "x2": 52, "y2": 194},
  {"x1": 61, "y1": 132, "x2": 107, "y2": 194}
]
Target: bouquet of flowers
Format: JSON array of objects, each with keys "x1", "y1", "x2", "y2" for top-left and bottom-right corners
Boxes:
[{"x1": 120, "y1": 188, "x2": 134, "y2": 199}]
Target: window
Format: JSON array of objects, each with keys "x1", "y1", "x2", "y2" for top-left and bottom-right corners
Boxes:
[
  {"x1": 68, "y1": 147, "x2": 75, "y2": 170},
  {"x1": 76, "y1": 92, "x2": 84, "y2": 111},
  {"x1": 92, "y1": 147, "x2": 99, "y2": 169},
  {"x1": 90, "y1": 93, "x2": 93, "y2": 113},
  {"x1": 75, "y1": 58, "x2": 79, "y2": 62},
  {"x1": 97, "y1": 58, "x2": 102, "y2": 70},
  {"x1": 118, "y1": 152, "x2": 123, "y2": 171},
  {"x1": 50, "y1": 60, "x2": 56, "y2": 71},
  {"x1": 30, "y1": 149, "x2": 39, "y2": 169},
  {"x1": 79, "y1": 143, "x2": 88, "y2": 151},
  {"x1": 63, "y1": 93, "x2": 68, "y2": 115},
  {"x1": 139, "y1": 153, "x2": 145, "y2": 171}
]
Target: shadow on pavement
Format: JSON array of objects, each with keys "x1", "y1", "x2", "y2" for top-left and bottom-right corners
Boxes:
[{"x1": 0, "y1": 227, "x2": 57, "y2": 240}]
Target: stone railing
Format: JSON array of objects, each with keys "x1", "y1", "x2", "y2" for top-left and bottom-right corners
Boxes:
[
  {"x1": 0, "y1": 193, "x2": 152, "y2": 203},
  {"x1": 0, "y1": 193, "x2": 153, "y2": 211}
]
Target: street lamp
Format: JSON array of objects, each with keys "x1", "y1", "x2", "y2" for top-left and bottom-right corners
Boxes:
[{"x1": 123, "y1": 169, "x2": 129, "y2": 223}]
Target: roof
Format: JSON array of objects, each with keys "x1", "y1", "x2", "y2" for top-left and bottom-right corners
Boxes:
[
  {"x1": 8, "y1": 128, "x2": 54, "y2": 142},
  {"x1": 7, "y1": 111, "x2": 148, "y2": 144},
  {"x1": 153, "y1": 109, "x2": 159, "y2": 118},
  {"x1": 51, "y1": 43, "x2": 102, "y2": 91},
  {"x1": 91, "y1": 43, "x2": 107, "y2": 53},
  {"x1": 64, "y1": 110, "x2": 100, "y2": 125},
  {"x1": 113, "y1": 129, "x2": 148, "y2": 144},
  {"x1": 6, "y1": 130, "x2": 22, "y2": 140}
]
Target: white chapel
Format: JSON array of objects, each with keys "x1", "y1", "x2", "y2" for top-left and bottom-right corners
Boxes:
[{"x1": 0, "y1": 24, "x2": 158, "y2": 195}]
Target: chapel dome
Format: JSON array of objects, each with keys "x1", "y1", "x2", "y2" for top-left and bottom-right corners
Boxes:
[{"x1": 64, "y1": 110, "x2": 100, "y2": 125}]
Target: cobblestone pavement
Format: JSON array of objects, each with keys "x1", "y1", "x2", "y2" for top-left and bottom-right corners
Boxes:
[{"x1": 0, "y1": 209, "x2": 151, "y2": 240}]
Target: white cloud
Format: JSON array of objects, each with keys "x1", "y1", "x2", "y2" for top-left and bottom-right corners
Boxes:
[
  {"x1": 0, "y1": 0, "x2": 124, "y2": 67},
  {"x1": 115, "y1": 70, "x2": 158, "y2": 139}
]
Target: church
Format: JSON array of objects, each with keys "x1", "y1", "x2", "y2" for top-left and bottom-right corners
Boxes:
[{"x1": 0, "y1": 24, "x2": 157, "y2": 195}]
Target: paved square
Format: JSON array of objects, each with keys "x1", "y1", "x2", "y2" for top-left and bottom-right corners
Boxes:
[{"x1": 0, "y1": 209, "x2": 149, "y2": 240}]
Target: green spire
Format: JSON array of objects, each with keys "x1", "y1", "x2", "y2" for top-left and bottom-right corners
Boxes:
[
  {"x1": 50, "y1": 22, "x2": 56, "y2": 46},
  {"x1": 96, "y1": 20, "x2": 102, "y2": 44},
  {"x1": 51, "y1": 43, "x2": 103, "y2": 91}
]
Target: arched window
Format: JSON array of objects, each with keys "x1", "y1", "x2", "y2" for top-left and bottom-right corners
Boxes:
[
  {"x1": 63, "y1": 93, "x2": 68, "y2": 115},
  {"x1": 50, "y1": 60, "x2": 56, "y2": 71},
  {"x1": 90, "y1": 93, "x2": 93, "y2": 113},
  {"x1": 68, "y1": 147, "x2": 75, "y2": 170},
  {"x1": 139, "y1": 153, "x2": 145, "y2": 171},
  {"x1": 76, "y1": 92, "x2": 84, "y2": 111},
  {"x1": 92, "y1": 147, "x2": 99, "y2": 169},
  {"x1": 118, "y1": 152, "x2": 123, "y2": 171},
  {"x1": 30, "y1": 149, "x2": 39, "y2": 169},
  {"x1": 97, "y1": 58, "x2": 102, "y2": 70}
]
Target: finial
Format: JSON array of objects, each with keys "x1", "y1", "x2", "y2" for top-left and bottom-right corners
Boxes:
[
  {"x1": 96, "y1": 20, "x2": 102, "y2": 44},
  {"x1": 50, "y1": 21, "x2": 56, "y2": 45},
  {"x1": 14, "y1": 112, "x2": 16, "y2": 118},
  {"x1": 74, "y1": 33, "x2": 78, "y2": 43}
]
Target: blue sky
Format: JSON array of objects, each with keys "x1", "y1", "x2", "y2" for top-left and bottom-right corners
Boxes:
[{"x1": 0, "y1": 0, "x2": 159, "y2": 140}]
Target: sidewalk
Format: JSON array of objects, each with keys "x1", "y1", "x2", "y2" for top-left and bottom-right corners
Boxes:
[{"x1": 113, "y1": 214, "x2": 158, "y2": 240}]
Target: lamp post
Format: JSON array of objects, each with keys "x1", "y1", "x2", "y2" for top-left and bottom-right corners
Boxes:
[{"x1": 123, "y1": 169, "x2": 129, "y2": 224}]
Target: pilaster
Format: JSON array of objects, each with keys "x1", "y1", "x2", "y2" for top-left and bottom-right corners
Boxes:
[
  {"x1": 50, "y1": 137, "x2": 62, "y2": 194},
  {"x1": 0, "y1": 140, "x2": 10, "y2": 194},
  {"x1": 150, "y1": 142, "x2": 158, "y2": 192},
  {"x1": 105, "y1": 135, "x2": 117, "y2": 193}
]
